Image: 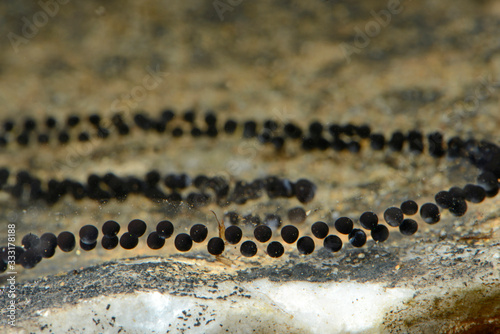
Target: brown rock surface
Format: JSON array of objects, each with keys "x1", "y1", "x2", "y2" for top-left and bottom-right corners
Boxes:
[{"x1": 0, "y1": 1, "x2": 498, "y2": 333}]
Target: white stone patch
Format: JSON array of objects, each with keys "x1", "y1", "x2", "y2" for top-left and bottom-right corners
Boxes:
[
  {"x1": 20, "y1": 280, "x2": 413, "y2": 334},
  {"x1": 249, "y1": 280, "x2": 413, "y2": 333}
]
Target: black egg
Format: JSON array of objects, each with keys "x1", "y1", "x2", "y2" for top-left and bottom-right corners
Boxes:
[
  {"x1": 1, "y1": 246, "x2": 24, "y2": 264},
  {"x1": 334, "y1": 217, "x2": 354, "y2": 235},
  {"x1": 242, "y1": 214, "x2": 261, "y2": 226},
  {"x1": 264, "y1": 214, "x2": 282, "y2": 230},
  {"x1": 57, "y1": 231, "x2": 76, "y2": 252},
  {"x1": 174, "y1": 233, "x2": 193, "y2": 252},
  {"x1": 224, "y1": 211, "x2": 240, "y2": 225},
  {"x1": 323, "y1": 235, "x2": 342, "y2": 252},
  {"x1": 102, "y1": 220, "x2": 120, "y2": 237},
  {"x1": 267, "y1": 241, "x2": 284, "y2": 258},
  {"x1": 225, "y1": 226, "x2": 243, "y2": 245},
  {"x1": 383, "y1": 207, "x2": 404, "y2": 227},
  {"x1": 79, "y1": 225, "x2": 99, "y2": 244},
  {"x1": 371, "y1": 224, "x2": 389, "y2": 242},
  {"x1": 40, "y1": 233, "x2": 57, "y2": 248},
  {"x1": 448, "y1": 199, "x2": 467, "y2": 217},
  {"x1": 294, "y1": 179, "x2": 316, "y2": 203},
  {"x1": 157, "y1": 220, "x2": 174, "y2": 239},
  {"x1": 204, "y1": 112, "x2": 217, "y2": 126},
  {"x1": 477, "y1": 172, "x2": 498, "y2": 192},
  {"x1": 463, "y1": 184, "x2": 486, "y2": 203},
  {"x1": 183, "y1": 110, "x2": 196, "y2": 123},
  {"x1": 243, "y1": 121, "x2": 257, "y2": 138},
  {"x1": 254, "y1": 225, "x2": 272, "y2": 243},
  {"x1": 297, "y1": 236, "x2": 315, "y2": 255},
  {"x1": 22, "y1": 233, "x2": 40, "y2": 250},
  {"x1": 435, "y1": 191, "x2": 453, "y2": 209},
  {"x1": 207, "y1": 237, "x2": 225, "y2": 256},
  {"x1": 128, "y1": 219, "x2": 147, "y2": 237},
  {"x1": 224, "y1": 119, "x2": 237, "y2": 134},
  {"x1": 400, "y1": 200, "x2": 418, "y2": 215},
  {"x1": 58, "y1": 131, "x2": 70, "y2": 144},
  {"x1": 80, "y1": 240, "x2": 97, "y2": 251},
  {"x1": 190, "y1": 224, "x2": 208, "y2": 243},
  {"x1": 19, "y1": 249, "x2": 42, "y2": 269},
  {"x1": 348, "y1": 229, "x2": 366, "y2": 248},
  {"x1": 399, "y1": 219, "x2": 418, "y2": 236},
  {"x1": 311, "y1": 221, "x2": 329, "y2": 239},
  {"x1": 147, "y1": 232, "x2": 165, "y2": 249},
  {"x1": 287, "y1": 207, "x2": 307, "y2": 224},
  {"x1": 420, "y1": 203, "x2": 440, "y2": 224},
  {"x1": 240, "y1": 240, "x2": 258, "y2": 257},
  {"x1": 370, "y1": 133, "x2": 385, "y2": 150},
  {"x1": 359, "y1": 212, "x2": 378, "y2": 230},
  {"x1": 67, "y1": 115, "x2": 80, "y2": 127},
  {"x1": 102, "y1": 235, "x2": 119, "y2": 250},
  {"x1": 281, "y1": 225, "x2": 299, "y2": 244},
  {"x1": 39, "y1": 233, "x2": 57, "y2": 258},
  {"x1": 449, "y1": 187, "x2": 466, "y2": 200},
  {"x1": 120, "y1": 232, "x2": 139, "y2": 250}
]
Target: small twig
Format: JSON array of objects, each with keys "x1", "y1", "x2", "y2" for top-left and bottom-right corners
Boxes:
[
  {"x1": 211, "y1": 210, "x2": 225, "y2": 239},
  {"x1": 210, "y1": 210, "x2": 234, "y2": 266}
]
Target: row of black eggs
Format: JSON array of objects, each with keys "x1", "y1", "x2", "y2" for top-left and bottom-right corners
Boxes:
[{"x1": 1, "y1": 200, "x2": 437, "y2": 271}]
